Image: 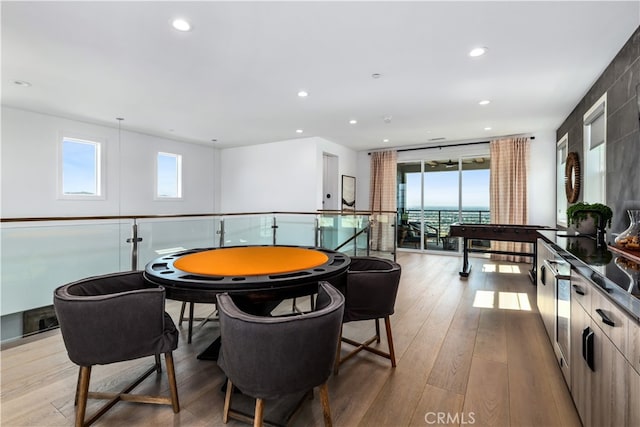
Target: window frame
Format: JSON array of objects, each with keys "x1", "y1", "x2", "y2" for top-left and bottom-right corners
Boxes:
[
  {"x1": 582, "y1": 93, "x2": 607, "y2": 204},
  {"x1": 57, "y1": 133, "x2": 105, "y2": 200},
  {"x1": 155, "y1": 151, "x2": 183, "y2": 200},
  {"x1": 556, "y1": 133, "x2": 568, "y2": 226}
]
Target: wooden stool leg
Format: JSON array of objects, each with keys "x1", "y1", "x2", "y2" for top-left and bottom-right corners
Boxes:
[
  {"x1": 74, "y1": 368, "x2": 82, "y2": 406},
  {"x1": 375, "y1": 318, "x2": 381, "y2": 343},
  {"x1": 319, "y1": 382, "x2": 333, "y2": 427},
  {"x1": 223, "y1": 379, "x2": 233, "y2": 423},
  {"x1": 254, "y1": 398, "x2": 265, "y2": 427},
  {"x1": 75, "y1": 366, "x2": 91, "y2": 427},
  {"x1": 165, "y1": 352, "x2": 180, "y2": 413},
  {"x1": 384, "y1": 316, "x2": 396, "y2": 367}
]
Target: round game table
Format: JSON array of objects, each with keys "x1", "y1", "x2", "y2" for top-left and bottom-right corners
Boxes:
[
  {"x1": 144, "y1": 245, "x2": 350, "y2": 360},
  {"x1": 144, "y1": 245, "x2": 350, "y2": 304}
]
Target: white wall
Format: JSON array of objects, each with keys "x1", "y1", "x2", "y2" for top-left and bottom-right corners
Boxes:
[
  {"x1": 528, "y1": 130, "x2": 556, "y2": 227},
  {"x1": 1, "y1": 107, "x2": 219, "y2": 217},
  {"x1": 220, "y1": 136, "x2": 357, "y2": 213}
]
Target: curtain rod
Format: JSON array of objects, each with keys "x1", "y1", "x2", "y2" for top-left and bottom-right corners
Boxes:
[{"x1": 368, "y1": 136, "x2": 535, "y2": 155}]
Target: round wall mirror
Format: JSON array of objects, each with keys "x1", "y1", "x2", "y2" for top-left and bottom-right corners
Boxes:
[{"x1": 565, "y1": 151, "x2": 581, "y2": 203}]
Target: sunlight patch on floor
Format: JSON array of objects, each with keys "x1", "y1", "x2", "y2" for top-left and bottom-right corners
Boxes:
[
  {"x1": 473, "y1": 290, "x2": 495, "y2": 308},
  {"x1": 481, "y1": 263, "x2": 522, "y2": 274},
  {"x1": 498, "y1": 291, "x2": 532, "y2": 311},
  {"x1": 472, "y1": 290, "x2": 532, "y2": 311}
]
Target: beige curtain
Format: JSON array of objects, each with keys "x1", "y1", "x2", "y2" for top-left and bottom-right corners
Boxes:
[
  {"x1": 369, "y1": 151, "x2": 397, "y2": 251},
  {"x1": 490, "y1": 137, "x2": 530, "y2": 262}
]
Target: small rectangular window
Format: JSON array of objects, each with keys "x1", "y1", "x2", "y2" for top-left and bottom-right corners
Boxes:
[
  {"x1": 60, "y1": 137, "x2": 102, "y2": 198},
  {"x1": 156, "y1": 152, "x2": 182, "y2": 199}
]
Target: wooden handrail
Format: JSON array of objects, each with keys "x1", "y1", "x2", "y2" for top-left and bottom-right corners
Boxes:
[{"x1": 0, "y1": 210, "x2": 398, "y2": 223}]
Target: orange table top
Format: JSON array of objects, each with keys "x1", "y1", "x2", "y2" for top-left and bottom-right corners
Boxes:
[{"x1": 173, "y1": 246, "x2": 329, "y2": 277}]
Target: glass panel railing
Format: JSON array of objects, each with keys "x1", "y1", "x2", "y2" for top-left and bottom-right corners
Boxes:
[
  {"x1": 1, "y1": 220, "x2": 131, "y2": 341},
  {"x1": 222, "y1": 215, "x2": 274, "y2": 246},
  {"x1": 319, "y1": 213, "x2": 372, "y2": 256},
  {"x1": 368, "y1": 213, "x2": 396, "y2": 260},
  {"x1": 318, "y1": 213, "x2": 357, "y2": 251},
  {"x1": 136, "y1": 216, "x2": 220, "y2": 266},
  {"x1": 0, "y1": 211, "x2": 394, "y2": 342},
  {"x1": 273, "y1": 214, "x2": 317, "y2": 247}
]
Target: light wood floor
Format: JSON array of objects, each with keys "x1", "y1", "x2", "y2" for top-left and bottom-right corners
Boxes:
[{"x1": 0, "y1": 252, "x2": 581, "y2": 426}]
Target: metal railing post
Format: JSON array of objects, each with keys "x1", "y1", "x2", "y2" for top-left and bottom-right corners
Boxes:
[
  {"x1": 315, "y1": 216, "x2": 320, "y2": 247},
  {"x1": 392, "y1": 214, "x2": 396, "y2": 262},
  {"x1": 366, "y1": 219, "x2": 371, "y2": 257},
  {"x1": 272, "y1": 215, "x2": 278, "y2": 245},
  {"x1": 126, "y1": 220, "x2": 143, "y2": 271},
  {"x1": 218, "y1": 218, "x2": 225, "y2": 247}
]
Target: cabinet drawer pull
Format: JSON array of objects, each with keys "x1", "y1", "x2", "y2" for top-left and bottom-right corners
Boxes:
[
  {"x1": 595, "y1": 308, "x2": 615, "y2": 327},
  {"x1": 572, "y1": 284, "x2": 585, "y2": 295},
  {"x1": 582, "y1": 327, "x2": 595, "y2": 371}
]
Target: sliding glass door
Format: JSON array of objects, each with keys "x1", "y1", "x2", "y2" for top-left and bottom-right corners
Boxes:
[{"x1": 397, "y1": 157, "x2": 490, "y2": 252}]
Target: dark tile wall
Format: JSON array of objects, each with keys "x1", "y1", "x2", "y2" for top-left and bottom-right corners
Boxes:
[{"x1": 557, "y1": 26, "x2": 640, "y2": 233}]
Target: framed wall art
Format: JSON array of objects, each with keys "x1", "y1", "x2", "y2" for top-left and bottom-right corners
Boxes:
[{"x1": 341, "y1": 175, "x2": 356, "y2": 211}]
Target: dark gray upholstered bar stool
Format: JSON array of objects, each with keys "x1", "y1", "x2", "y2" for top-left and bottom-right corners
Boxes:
[
  {"x1": 216, "y1": 281, "x2": 345, "y2": 427},
  {"x1": 53, "y1": 271, "x2": 180, "y2": 427},
  {"x1": 334, "y1": 256, "x2": 401, "y2": 374}
]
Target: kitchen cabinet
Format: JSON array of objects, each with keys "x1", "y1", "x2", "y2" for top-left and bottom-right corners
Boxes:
[
  {"x1": 630, "y1": 321, "x2": 640, "y2": 426},
  {"x1": 570, "y1": 277, "x2": 591, "y2": 426},
  {"x1": 630, "y1": 363, "x2": 640, "y2": 426},
  {"x1": 537, "y1": 239, "x2": 571, "y2": 383},
  {"x1": 589, "y1": 320, "x2": 628, "y2": 426},
  {"x1": 537, "y1": 239, "x2": 556, "y2": 343},
  {"x1": 629, "y1": 316, "x2": 640, "y2": 373},
  {"x1": 570, "y1": 269, "x2": 638, "y2": 427}
]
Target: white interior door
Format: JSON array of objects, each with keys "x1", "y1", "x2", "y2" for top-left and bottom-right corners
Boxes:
[{"x1": 323, "y1": 154, "x2": 339, "y2": 210}]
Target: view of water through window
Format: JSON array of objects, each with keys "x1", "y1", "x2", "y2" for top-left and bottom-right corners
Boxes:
[{"x1": 398, "y1": 158, "x2": 490, "y2": 251}]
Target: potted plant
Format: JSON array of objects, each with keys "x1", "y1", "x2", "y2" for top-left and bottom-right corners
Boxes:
[{"x1": 567, "y1": 202, "x2": 613, "y2": 236}]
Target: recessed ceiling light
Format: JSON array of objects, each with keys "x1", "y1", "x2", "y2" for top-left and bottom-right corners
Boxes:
[
  {"x1": 13, "y1": 80, "x2": 31, "y2": 87},
  {"x1": 484, "y1": 127, "x2": 492, "y2": 131},
  {"x1": 296, "y1": 129, "x2": 303, "y2": 133},
  {"x1": 211, "y1": 139, "x2": 218, "y2": 143},
  {"x1": 469, "y1": 47, "x2": 487, "y2": 57},
  {"x1": 372, "y1": 73, "x2": 382, "y2": 79},
  {"x1": 479, "y1": 100, "x2": 491, "y2": 105},
  {"x1": 349, "y1": 119, "x2": 357, "y2": 125},
  {"x1": 172, "y1": 18, "x2": 192, "y2": 32},
  {"x1": 297, "y1": 91, "x2": 308, "y2": 97},
  {"x1": 383, "y1": 139, "x2": 389, "y2": 143}
]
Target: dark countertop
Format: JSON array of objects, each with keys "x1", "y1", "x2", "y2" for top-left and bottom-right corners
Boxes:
[{"x1": 538, "y1": 230, "x2": 640, "y2": 322}]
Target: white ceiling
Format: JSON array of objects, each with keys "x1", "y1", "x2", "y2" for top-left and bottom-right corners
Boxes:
[{"x1": 2, "y1": 1, "x2": 639, "y2": 151}]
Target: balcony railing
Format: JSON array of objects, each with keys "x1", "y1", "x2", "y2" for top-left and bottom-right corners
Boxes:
[
  {"x1": 403, "y1": 209, "x2": 490, "y2": 236},
  {"x1": 397, "y1": 209, "x2": 490, "y2": 251}
]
